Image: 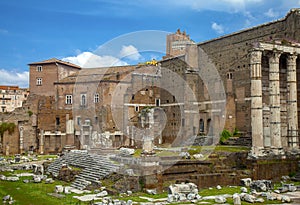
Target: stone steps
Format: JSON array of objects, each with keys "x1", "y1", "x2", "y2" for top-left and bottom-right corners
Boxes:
[
  {"x1": 292, "y1": 161, "x2": 300, "y2": 181},
  {"x1": 46, "y1": 151, "x2": 121, "y2": 190},
  {"x1": 223, "y1": 136, "x2": 252, "y2": 146}
]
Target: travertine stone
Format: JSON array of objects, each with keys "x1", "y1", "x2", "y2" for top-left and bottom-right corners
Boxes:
[
  {"x1": 268, "y1": 51, "x2": 282, "y2": 148},
  {"x1": 250, "y1": 49, "x2": 264, "y2": 154},
  {"x1": 287, "y1": 53, "x2": 299, "y2": 148},
  {"x1": 250, "y1": 49, "x2": 264, "y2": 153}
]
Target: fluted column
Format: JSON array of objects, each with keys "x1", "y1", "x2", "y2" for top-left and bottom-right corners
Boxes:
[
  {"x1": 250, "y1": 49, "x2": 264, "y2": 154},
  {"x1": 269, "y1": 50, "x2": 282, "y2": 148},
  {"x1": 287, "y1": 53, "x2": 299, "y2": 148}
]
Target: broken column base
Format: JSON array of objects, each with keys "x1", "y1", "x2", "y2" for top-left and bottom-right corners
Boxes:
[{"x1": 249, "y1": 147, "x2": 286, "y2": 159}]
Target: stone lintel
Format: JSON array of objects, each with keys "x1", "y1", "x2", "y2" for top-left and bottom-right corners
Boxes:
[{"x1": 258, "y1": 42, "x2": 300, "y2": 54}]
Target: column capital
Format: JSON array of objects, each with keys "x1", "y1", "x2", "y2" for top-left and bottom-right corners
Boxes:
[
  {"x1": 287, "y1": 52, "x2": 298, "y2": 63},
  {"x1": 268, "y1": 49, "x2": 282, "y2": 64},
  {"x1": 249, "y1": 48, "x2": 263, "y2": 64}
]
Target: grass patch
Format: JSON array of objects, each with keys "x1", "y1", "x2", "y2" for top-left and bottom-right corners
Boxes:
[
  {"x1": 133, "y1": 149, "x2": 142, "y2": 158},
  {"x1": 188, "y1": 146, "x2": 250, "y2": 155},
  {"x1": 214, "y1": 146, "x2": 250, "y2": 153},
  {"x1": 155, "y1": 151, "x2": 179, "y2": 157},
  {"x1": 0, "y1": 178, "x2": 78, "y2": 205},
  {"x1": 199, "y1": 186, "x2": 240, "y2": 196}
]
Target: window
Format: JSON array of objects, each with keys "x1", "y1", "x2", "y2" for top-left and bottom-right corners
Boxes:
[
  {"x1": 94, "y1": 93, "x2": 99, "y2": 103},
  {"x1": 36, "y1": 65, "x2": 43, "y2": 72},
  {"x1": 36, "y1": 78, "x2": 42, "y2": 85},
  {"x1": 227, "y1": 72, "x2": 233, "y2": 79},
  {"x1": 65, "y1": 95, "x2": 72, "y2": 104},
  {"x1": 56, "y1": 117, "x2": 60, "y2": 126},
  {"x1": 181, "y1": 119, "x2": 185, "y2": 126},
  {"x1": 81, "y1": 94, "x2": 87, "y2": 106},
  {"x1": 199, "y1": 119, "x2": 204, "y2": 132},
  {"x1": 155, "y1": 98, "x2": 160, "y2": 106},
  {"x1": 77, "y1": 117, "x2": 81, "y2": 125},
  {"x1": 135, "y1": 106, "x2": 139, "y2": 112}
]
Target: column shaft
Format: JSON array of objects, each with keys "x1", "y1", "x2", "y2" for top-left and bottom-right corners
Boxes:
[
  {"x1": 287, "y1": 53, "x2": 298, "y2": 148},
  {"x1": 269, "y1": 51, "x2": 282, "y2": 148},
  {"x1": 39, "y1": 130, "x2": 44, "y2": 154},
  {"x1": 250, "y1": 49, "x2": 264, "y2": 153}
]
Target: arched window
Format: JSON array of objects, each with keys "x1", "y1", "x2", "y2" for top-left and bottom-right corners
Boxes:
[{"x1": 81, "y1": 94, "x2": 86, "y2": 106}]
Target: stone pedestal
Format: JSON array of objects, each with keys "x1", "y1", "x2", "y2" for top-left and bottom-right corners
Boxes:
[{"x1": 142, "y1": 135, "x2": 154, "y2": 154}]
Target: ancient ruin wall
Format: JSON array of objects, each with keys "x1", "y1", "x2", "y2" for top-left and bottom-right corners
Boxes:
[{"x1": 197, "y1": 9, "x2": 300, "y2": 135}]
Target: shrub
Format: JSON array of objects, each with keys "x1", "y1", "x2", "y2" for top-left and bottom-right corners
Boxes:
[
  {"x1": 28, "y1": 110, "x2": 33, "y2": 117},
  {"x1": 219, "y1": 129, "x2": 232, "y2": 144}
]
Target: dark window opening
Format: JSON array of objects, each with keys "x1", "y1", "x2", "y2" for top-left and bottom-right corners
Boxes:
[
  {"x1": 155, "y1": 98, "x2": 160, "y2": 106},
  {"x1": 56, "y1": 117, "x2": 60, "y2": 126}
]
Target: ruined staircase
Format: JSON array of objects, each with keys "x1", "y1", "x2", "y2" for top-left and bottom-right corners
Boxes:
[
  {"x1": 292, "y1": 160, "x2": 300, "y2": 181},
  {"x1": 46, "y1": 152, "x2": 121, "y2": 190},
  {"x1": 223, "y1": 135, "x2": 252, "y2": 146}
]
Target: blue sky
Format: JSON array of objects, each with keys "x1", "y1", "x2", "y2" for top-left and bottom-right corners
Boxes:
[{"x1": 0, "y1": 0, "x2": 299, "y2": 87}]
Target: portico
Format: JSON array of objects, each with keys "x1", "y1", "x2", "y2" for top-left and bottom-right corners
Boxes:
[{"x1": 250, "y1": 42, "x2": 300, "y2": 156}]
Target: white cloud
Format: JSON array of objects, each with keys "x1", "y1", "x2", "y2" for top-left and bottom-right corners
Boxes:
[
  {"x1": 264, "y1": 8, "x2": 279, "y2": 18},
  {"x1": 211, "y1": 22, "x2": 224, "y2": 34},
  {"x1": 62, "y1": 52, "x2": 128, "y2": 68},
  {"x1": 119, "y1": 45, "x2": 142, "y2": 61},
  {"x1": 0, "y1": 69, "x2": 29, "y2": 88}
]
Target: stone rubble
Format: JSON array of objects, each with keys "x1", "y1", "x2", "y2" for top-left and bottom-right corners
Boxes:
[
  {"x1": 240, "y1": 178, "x2": 252, "y2": 187},
  {"x1": 1, "y1": 162, "x2": 300, "y2": 205},
  {"x1": 2, "y1": 195, "x2": 15, "y2": 204},
  {"x1": 119, "y1": 148, "x2": 135, "y2": 156},
  {"x1": 249, "y1": 179, "x2": 273, "y2": 192},
  {"x1": 232, "y1": 193, "x2": 241, "y2": 205}
]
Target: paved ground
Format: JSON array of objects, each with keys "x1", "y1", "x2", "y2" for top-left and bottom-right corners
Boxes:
[
  {"x1": 283, "y1": 191, "x2": 300, "y2": 204},
  {"x1": 273, "y1": 191, "x2": 300, "y2": 205}
]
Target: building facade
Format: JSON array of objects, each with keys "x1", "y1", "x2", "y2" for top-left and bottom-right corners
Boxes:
[
  {"x1": 3, "y1": 9, "x2": 300, "y2": 156},
  {"x1": 0, "y1": 86, "x2": 29, "y2": 113}
]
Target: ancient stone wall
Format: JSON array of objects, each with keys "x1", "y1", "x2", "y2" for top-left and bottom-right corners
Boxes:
[
  {"x1": 0, "y1": 106, "x2": 37, "y2": 155},
  {"x1": 197, "y1": 9, "x2": 300, "y2": 137}
]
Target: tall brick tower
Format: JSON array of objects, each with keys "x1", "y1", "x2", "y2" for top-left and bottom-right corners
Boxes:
[{"x1": 164, "y1": 29, "x2": 195, "y2": 58}]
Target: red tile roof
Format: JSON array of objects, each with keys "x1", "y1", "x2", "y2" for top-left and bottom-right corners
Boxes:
[{"x1": 28, "y1": 58, "x2": 81, "y2": 69}]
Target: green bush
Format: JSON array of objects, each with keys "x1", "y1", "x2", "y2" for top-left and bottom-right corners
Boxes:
[
  {"x1": 219, "y1": 129, "x2": 232, "y2": 144},
  {"x1": 232, "y1": 127, "x2": 240, "y2": 137},
  {"x1": 28, "y1": 110, "x2": 33, "y2": 117}
]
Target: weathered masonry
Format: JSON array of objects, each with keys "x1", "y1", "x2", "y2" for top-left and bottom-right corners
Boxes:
[
  {"x1": 250, "y1": 42, "x2": 300, "y2": 155},
  {"x1": 196, "y1": 9, "x2": 300, "y2": 156}
]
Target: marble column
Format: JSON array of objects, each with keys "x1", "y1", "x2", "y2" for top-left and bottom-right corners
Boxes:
[
  {"x1": 39, "y1": 130, "x2": 44, "y2": 154},
  {"x1": 250, "y1": 49, "x2": 264, "y2": 154},
  {"x1": 269, "y1": 50, "x2": 282, "y2": 148},
  {"x1": 287, "y1": 53, "x2": 299, "y2": 148},
  {"x1": 19, "y1": 126, "x2": 24, "y2": 154}
]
